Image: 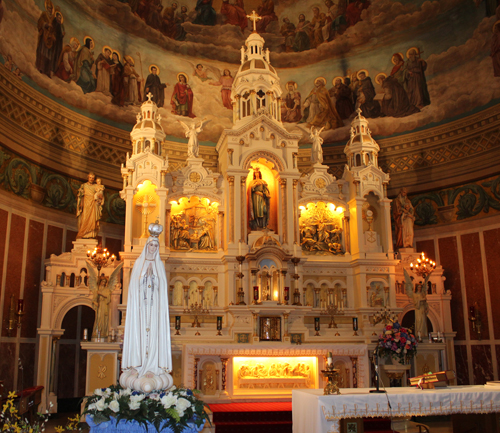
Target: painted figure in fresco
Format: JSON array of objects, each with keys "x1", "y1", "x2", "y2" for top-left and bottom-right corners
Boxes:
[
  {"x1": 51, "y1": 11, "x2": 65, "y2": 75},
  {"x1": 404, "y1": 268, "x2": 430, "y2": 338},
  {"x1": 147, "y1": 0, "x2": 164, "y2": 30},
  {"x1": 308, "y1": 77, "x2": 343, "y2": 130},
  {"x1": 249, "y1": 167, "x2": 271, "y2": 230},
  {"x1": 178, "y1": 118, "x2": 211, "y2": 158},
  {"x1": 76, "y1": 172, "x2": 103, "y2": 239},
  {"x1": 171, "y1": 73, "x2": 195, "y2": 117},
  {"x1": 87, "y1": 262, "x2": 123, "y2": 340},
  {"x1": 330, "y1": 77, "x2": 354, "y2": 120},
  {"x1": 193, "y1": 63, "x2": 211, "y2": 81},
  {"x1": 36, "y1": 0, "x2": 56, "y2": 76},
  {"x1": 162, "y1": 2, "x2": 187, "y2": 40},
  {"x1": 193, "y1": 0, "x2": 217, "y2": 26},
  {"x1": 221, "y1": 0, "x2": 248, "y2": 31},
  {"x1": 356, "y1": 70, "x2": 380, "y2": 118},
  {"x1": 392, "y1": 187, "x2": 414, "y2": 250},
  {"x1": 405, "y1": 48, "x2": 430, "y2": 109},
  {"x1": 256, "y1": 0, "x2": 277, "y2": 32},
  {"x1": 73, "y1": 37, "x2": 96, "y2": 94},
  {"x1": 378, "y1": 75, "x2": 419, "y2": 118},
  {"x1": 120, "y1": 224, "x2": 173, "y2": 393},
  {"x1": 123, "y1": 55, "x2": 141, "y2": 105},
  {"x1": 293, "y1": 14, "x2": 310, "y2": 52},
  {"x1": 144, "y1": 65, "x2": 168, "y2": 107},
  {"x1": 390, "y1": 53, "x2": 408, "y2": 90},
  {"x1": 111, "y1": 52, "x2": 126, "y2": 106},
  {"x1": 95, "y1": 47, "x2": 114, "y2": 96},
  {"x1": 491, "y1": 21, "x2": 500, "y2": 76},
  {"x1": 310, "y1": 126, "x2": 324, "y2": 164},
  {"x1": 345, "y1": 0, "x2": 370, "y2": 27},
  {"x1": 209, "y1": 69, "x2": 234, "y2": 110},
  {"x1": 282, "y1": 81, "x2": 301, "y2": 123},
  {"x1": 55, "y1": 37, "x2": 80, "y2": 82},
  {"x1": 280, "y1": 18, "x2": 296, "y2": 52}
]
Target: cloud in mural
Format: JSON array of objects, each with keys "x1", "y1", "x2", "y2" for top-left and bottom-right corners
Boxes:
[{"x1": 0, "y1": 0, "x2": 499, "y2": 145}]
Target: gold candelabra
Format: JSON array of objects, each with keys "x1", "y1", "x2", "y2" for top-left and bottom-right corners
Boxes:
[
  {"x1": 321, "y1": 303, "x2": 345, "y2": 334},
  {"x1": 183, "y1": 302, "x2": 210, "y2": 336},
  {"x1": 321, "y1": 354, "x2": 341, "y2": 395},
  {"x1": 410, "y1": 252, "x2": 436, "y2": 279},
  {"x1": 371, "y1": 306, "x2": 398, "y2": 332},
  {"x1": 87, "y1": 246, "x2": 115, "y2": 272}
]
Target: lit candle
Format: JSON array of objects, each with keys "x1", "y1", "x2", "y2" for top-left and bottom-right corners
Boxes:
[
  {"x1": 335, "y1": 293, "x2": 338, "y2": 306},
  {"x1": 17, "y1": 299, "x2": 24, "y2": 313},
  {"x1": 239, "y1": 241, "x2": 242, "y2": 256},
  {"x1": 418, "y1": 331, "x2": 421, "y2": 340}
]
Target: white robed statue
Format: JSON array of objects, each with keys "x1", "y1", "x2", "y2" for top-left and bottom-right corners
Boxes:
[{"x1": 120, "y1": 222, "x2": 173, "y2": 393}]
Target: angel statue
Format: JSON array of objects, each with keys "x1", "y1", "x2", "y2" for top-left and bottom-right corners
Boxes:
[
  {"x1": 87, "y1": 261, "x2": 123, "y2": 341},
  {"x1": 310, "y1": 126, "x2": 325, "y2": 164},
  {"x1": 120, "y1": 222, "x2": 174, "y2": 393},
  {"x1": 178, "y1": 118, "x2": 212, "y2": 158},
  {"x1": 403, "y1": 268, "x2": 429, "y2": 337}
]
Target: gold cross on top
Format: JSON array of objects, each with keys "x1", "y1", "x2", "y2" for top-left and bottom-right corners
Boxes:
[{"x1": 246, "y1": 10, "x2": 262, "y2": 32}]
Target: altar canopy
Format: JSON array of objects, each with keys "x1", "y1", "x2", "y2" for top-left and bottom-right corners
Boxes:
[{"x1": 292, "y1": 386, "x2": 500, "y2": 433}]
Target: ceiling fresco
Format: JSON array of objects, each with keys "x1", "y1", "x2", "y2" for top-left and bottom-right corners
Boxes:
[{"x1": 0, "y1": 0, "x2": 499, "y2": 146}]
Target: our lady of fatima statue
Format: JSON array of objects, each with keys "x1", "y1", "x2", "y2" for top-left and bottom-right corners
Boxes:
[{"x1": 120, "y1": 222, "x2": 174, "y2": 393}]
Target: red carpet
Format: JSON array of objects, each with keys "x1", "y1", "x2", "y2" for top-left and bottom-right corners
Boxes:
[
  {"x1": 210, "y1": 402, "x2": 292, "y2": 433},
  {"x1": 210, "y1": 402, "x2": 397, "y2": 433}
]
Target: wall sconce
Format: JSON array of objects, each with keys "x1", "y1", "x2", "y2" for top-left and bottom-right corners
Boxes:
[
  {"x1": 175, "y1": 316, "x2": 181, "y2": 335},
  {"x1": 352, "y1": 317, "x2": 358, "y2": 336},
  {"x1": 469, "y1": 303, "x2": 482, "y2": 340},
  {"x1": 216, "y1": 316, "x2": 222, "y2": 336},
  {"x1": 314, "y1": 317, "x2": 320, "y2": 336},
  {"x1": 6, "y1": 295, "x2": 24, "y2": 336}
]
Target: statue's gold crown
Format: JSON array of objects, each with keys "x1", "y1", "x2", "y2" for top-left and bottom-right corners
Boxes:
[{"x1": 148, "y1": 221, "x2": 163, "y2": 238}]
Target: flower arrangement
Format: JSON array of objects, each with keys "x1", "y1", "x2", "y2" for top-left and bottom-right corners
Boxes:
[
  {"x1": 83, "y1": 384, "x2": 209, "y2": 433},
  {"x1": 377, "y1": 322, "x2": 418, "y2": 364}
]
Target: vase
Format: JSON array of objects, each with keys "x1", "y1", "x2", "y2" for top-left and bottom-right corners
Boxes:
[{"x1": 86, "y1": 416, "x2": 205, "y2": 433}]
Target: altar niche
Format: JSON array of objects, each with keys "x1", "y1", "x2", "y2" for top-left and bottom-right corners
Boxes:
[
  {"x1": 133, "y1": 180, "x2": 160, "y2": 239},
  {"x1": 299, "y1": 201, "x2": 345, "y2": 255},
  {"x1": 246, "y1": 161, "x2": 278, "y2": 233},
  {"x1": 169, "y1": 196, "x2": 218, "y2": 251}
]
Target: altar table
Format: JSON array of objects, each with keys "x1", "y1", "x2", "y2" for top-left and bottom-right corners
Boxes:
[{"x1": 292, "y1": 386, "x2": 500, "y2": 433}]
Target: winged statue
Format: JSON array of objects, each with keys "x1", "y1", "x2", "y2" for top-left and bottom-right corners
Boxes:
[
  {"x1": 87, "y1": 260, "x2": 123, "y2": 340},
  {"x1": 403, "y1": 267, "x2": 430, "y2": 337}
]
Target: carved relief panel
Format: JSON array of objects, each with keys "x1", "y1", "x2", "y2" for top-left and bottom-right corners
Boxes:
[
  {"x1": 299, "y1": 201, "x2": 344, "y2": 255},
  {"x1": 170, "y1": 196, "x2": 218, "y2": 251}
]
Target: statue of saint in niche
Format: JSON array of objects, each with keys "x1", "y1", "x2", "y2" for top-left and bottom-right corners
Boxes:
[
  {"x1": 249, "y1": 167, "x2": 271, "y2": 231},
  {"x1": 76, "y1": 172, "x2": 104, "y2": 239}
]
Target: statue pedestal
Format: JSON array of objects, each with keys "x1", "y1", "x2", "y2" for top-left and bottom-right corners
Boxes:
[
  {"x1": 364, "y1": 230, "x2": 382, "y2": 252},
  {"x1": 81, "y1": 342, "x2": 121, "y2": 395},
  {"x1": 73, "y1": 238, "x2": 98, "y2": 252}
]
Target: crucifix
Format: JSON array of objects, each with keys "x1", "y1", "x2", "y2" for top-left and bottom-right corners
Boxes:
[{"x1": 246, "y1": 10, "x2": 262, "y2": 32}]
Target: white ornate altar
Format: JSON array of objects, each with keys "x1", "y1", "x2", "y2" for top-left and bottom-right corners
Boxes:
[{"x1": 292, "y1": 386, "x2": 500, "y2": 433}]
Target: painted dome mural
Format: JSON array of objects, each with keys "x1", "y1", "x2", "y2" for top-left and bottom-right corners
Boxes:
[{"x1": 0, "y1": 0, "x2": 499, "y2": 145}]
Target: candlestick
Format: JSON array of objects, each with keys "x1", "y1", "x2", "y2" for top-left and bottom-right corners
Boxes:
[
  {"x1": 17, "y1": 299, "x2": 24, "y2": 313},
  {"x1": 239, "y1": 241, "x2": 242, "y2": 256},
  {"x1": 83, "y1": 328, "x2": 88, "y2": 341}
]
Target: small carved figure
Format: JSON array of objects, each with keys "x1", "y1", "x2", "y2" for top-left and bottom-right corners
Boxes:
[
  {"x1": 310, "y1": 126, "x2": 325, "y2": 164},
  {"x1": 178, "y1": 118, "x2": 211, "y2": 158},
  {"x1": 87, "y1": 261, "x2": 123, "y2": 340},
  {"x1": 404, "y1": 268, "x2": 430, "y2": 337}
]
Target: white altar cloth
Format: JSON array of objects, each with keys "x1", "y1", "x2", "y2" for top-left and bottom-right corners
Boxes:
[{"x1": 292, "y1": 386, "x2": 500, "y2": 433}]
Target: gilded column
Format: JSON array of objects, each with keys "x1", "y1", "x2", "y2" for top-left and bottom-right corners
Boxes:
[
  {"x1": 283, "y1": 313, "x2": 289, "y2": 337},
  {"x1": 228, "y1": 176, "x2": 235, "y2": 244},
  {"x1": 241, "y1": 176, "x2": 246, "y2": 243},
  {"x1": 165, "y1": 209, "x2": 171, "y2": 249},
  {"x1": 280, "y1": 178, "x2": 287, "y2": 245},
  {"x1": 293, "y1": 179, "x2": 299, "y2": 244},
  {"x1": 220, "y1": 357, "x2": 229, "y2": 392},
  {"x1": 253, "y1": 313, "x2": 259, "y2": 337},
  {"x1": 350, "y1": 356, "x2": 358, "y2": 388},
  {"x1": 343, "y1": 216, "x2": 350, "y2": 254},
  {"x1": 194, "y1": 357, "x2": 200, "y2": 389},
  {"x1": 218, "y1": 211, "x2": 224, "y2": 250}
]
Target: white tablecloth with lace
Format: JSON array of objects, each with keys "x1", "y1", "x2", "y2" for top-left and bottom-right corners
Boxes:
[{"x1": 292, "y1": 386, "x2": 500, "y2": 433}]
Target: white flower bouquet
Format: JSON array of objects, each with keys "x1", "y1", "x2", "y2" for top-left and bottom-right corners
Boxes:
[{"x1": 83, "y1": 384, "x2": 209, "y2": 433}]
